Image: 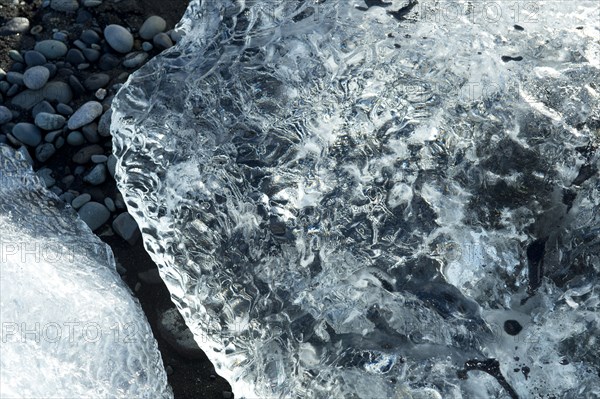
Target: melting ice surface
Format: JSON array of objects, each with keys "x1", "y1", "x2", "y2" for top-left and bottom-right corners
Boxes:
[
  {"x1": 112, "y1": 0, "x2": 600, "y2": 397},
  {"x1": 0, "y1": 146, "x2": 172, "y2": 398}
]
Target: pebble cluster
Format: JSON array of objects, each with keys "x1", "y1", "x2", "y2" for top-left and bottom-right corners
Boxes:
[
  {"x1": 1, "y1": 4, "x2": 236, "y2": 397},
  {"x1": 0, "y1": 11, "x2": 178, "y2": 241}
]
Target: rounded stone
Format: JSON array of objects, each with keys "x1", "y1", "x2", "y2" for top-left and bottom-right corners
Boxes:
[
  {"x1": 23, "y1": 66, "x2": 50, "y2": 90},
  {"x1": 66, "y1": 131, "x2": 85, "y2": 146},
  {"x1": 104, "y1": 197, "x2": 116, "y2": 212},
  {"x1": 139, "y1": 16, "x2": 166, "y2": 40},
  {"x1": 55, "y1": 136, "x2": 65, "y2": 149},
  {"x1": 104, "y1": 24, "x2": 134, "y2": 53},
  {"x1": 34, "y1": 40, "x2": 68, "y2": 59},
  {"x1": 68, "y1": 75, "x2": 85, "y2": 95},
  {"x1": 6, "y1": 72, "x2": 24, "y2": 86},
  {"x1": 83, "y1": 48, "x2": 101, "y2": 62},
  {"x1": 122, "y1": 52, "x2": 148, "y2": 69},
  {"x1": 34, "y1": 112, "x2": 65, "y2": 130},
  {"x1": 65, "y1": 48, "x2": 85, "y2": 65},
  {"x1": 43, "y1": 81, "x2": 73, "y2": 103},
  {"x1": 59, "y1": 191, "x2": 76, "y2": 204},
  {"x1": 81, "y1": 123, "x2": 99, "y2": 143},
  {"x1": 50, "y1": 0, "x2": 79, "y2": 12},
  {"x1": 83, "y1": 73, "x2": 109, "y2": 91},
  {"x1": 32, "y1": 100, "x2": 55, "y2": 118},
  {"x1": 12, "y1": 122, "x2": 42, "y2": 146},
  {"x1": 107, "y1": 154, "x2": 117, "y2": 177},
  {"x1": 83, "y1": 163, "x2": 107, "y2": 185},
  {"x1": 142, "y1": 42, "x2": 153, "y2": 52},
  {"x1": 56, "y1": 103, "x2": 73, "y2": 115},
  {"x1": 52, "y1": 31, "x2": 69, "y2": 42},
  {"x1": 80, "y1": 29, "x2": 100, "y2": 44},
  {"x1": 0, "y1": 106, "x2": 12, "y2": 124},
  {"x1": 44, "y1": 130, "x2": 62, "y2": 143},
  {"x1": 97, "y1": 109, "x2": 112, "y2": 137},
  {"x1": 8, "y1": 50, "x2": 24, "y2": 63},
  {"x1": 91, "y1": 154, "x2": 107, "y2": 163},
  {"x1": 6, "y1": 84, "x2": 20, "y2": 97},
  {"x1": 68, "y1": 101, "x2": 103, "y2": 129},
  {"x1": 72, "y1": 193, "x2": 91, "y2": 209},
  {"x1": 24, "y1": 50, "x2": 47, "y2": 67},
  {"x1": 153, "y1": 32, "x2": 173, "y2": 50},
  {"x1": 35, "y1": 143, "x2": 56, "y2": 162},
  {"x1": 78, "y1": 201, "x2": 110, "y2": 231}
]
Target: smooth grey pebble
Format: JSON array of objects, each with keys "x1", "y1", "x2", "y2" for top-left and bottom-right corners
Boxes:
[
  {"x1": 6, "y1": 72, "x2": 24, "y2": 86},
  {"x1": 104, "y1": 197, "x2": 116, "y2": 212},
  {"x1": 91, "y1": 154, "x2": 107, "y2": 163},
  {"x1": 23, "y1": 66, "x2": 50, "y2": 90},
  {"x1": 35, "y1": 112, "x2": 65, "y2": 130},
  {"x1": 8, "y1": 50, "x2": 24, "y2": 63},
  {"x1": 68, "y1": 101, "x2": 103, "y2": 129},
  {"x1": 78, "y1": 201, "x2": 110, "y2": 231},
  {"x1": 83, "y1": 48, "x2": 100, "y2": 62},
  {"x1": 56, "y1": 103, "x2": 73, "y2": 115},
  {"x1": 82, "y1": 122, "x2": 99, "y2": 143},
  {"x1": 0, "y1": 106, "x2": 12, "y2": 124},
  {"x1": 81, "y1": 29, "x2": 100, "y2": 44},
  {"x1": 24, "y1": 50, "x2": 47, "y2": 67},
  {"x1": 107, "y1": 154, "x2": 117, "y2": 177},
  {"x1": 112, "y1": 212, "x2": 140, "y2": 244},
  {"x1": 66, "y1": 49, "x2": 85, "y2": 65},
  {"x1": 32, "y1": 100, "x2": 55, "y2": 118},
  {"x1": 83, "y1": 73, "x2": 109, "y2": 91},
  {"x1": 68, "y1": 75, "x2": 85, "y2": 95},
  {"x1": 34, "y1": 40, "x2": 68, "y2": 59},
  {"x1": 12, "y1": 122, "x2": 41, "y2": 146},
  {"x1": 153, "y1": 32, "x2": 173, "y2": 50},
  {"x1": 35, "y1": 142, "x2": 56, "y2": 162},
  {"x1": 6, "y1": 84, "x2": 20, "y2": 97},
  {"x1": 122, "y1": 52, "x2": 148, "y2": 69},
  {"x1": 83, "y1": 163, "x2": 107, "y2": 185},
  {"x1": 139, "y1": 16, "x2": 166, "y2": 40},
  {"x1": 97, "y1": 109, "x2": 112, "y2": 137},
  {"x1": 52, "y1": 31, "x2": 69, "y2": 42},
  {"x1": 104, "y1": 24, "x2": 134, "y2": 53},
  {"x1": 67, "y1": 130, "x2": 85, "y2": 146},
  {"x1": 72, "y1": 193, "x2": 91, "y2": 209},
  {"x1": 142, "y1": 42, "x2": 153, "y2": 52},
  {"x1": 44, "y1": 129, "x2": 62, "y2": 143},
  {"x1": 59, "y1": 191, "x2": 76, "y2": 204}
]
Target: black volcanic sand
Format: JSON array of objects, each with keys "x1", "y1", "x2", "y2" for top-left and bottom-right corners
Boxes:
[{"x1": 1, "y1": 1, "x2": 233, "y2": 398}]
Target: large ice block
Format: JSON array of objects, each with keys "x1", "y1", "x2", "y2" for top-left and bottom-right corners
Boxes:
[
  {"x1": 111, "y1": 1, "x2": 600, "y2": 397},
  {"x1": 0, "y1": 145, "x2": 172, "y2": 398}
]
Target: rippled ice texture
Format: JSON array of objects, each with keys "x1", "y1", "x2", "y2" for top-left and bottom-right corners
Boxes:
[
  {"x1": 0, "y1": 146, "x2": 172, "y2": 398},
  {"x1": 112, "y1": 0, "x2": 600, "y2": 397}
]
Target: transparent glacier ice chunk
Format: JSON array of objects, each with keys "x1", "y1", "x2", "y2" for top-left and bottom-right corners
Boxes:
[
  {"x1": 0, "y1": 145, "x2": 172, "y2": 398},
  {"x1": 111, "y1": 1, "x2": 600, "y2": 397}
]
